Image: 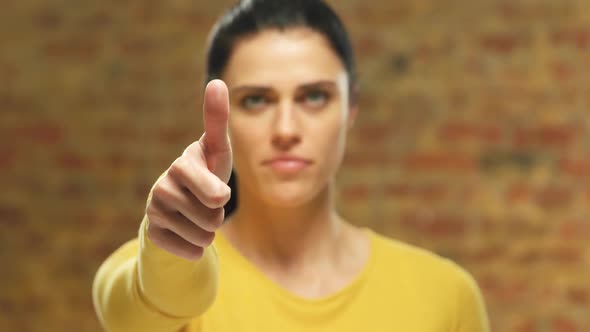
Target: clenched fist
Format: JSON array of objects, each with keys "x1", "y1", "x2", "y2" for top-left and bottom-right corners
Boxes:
[{"x1": 146, "y1": 79, "x2": 232, "y2": 261}]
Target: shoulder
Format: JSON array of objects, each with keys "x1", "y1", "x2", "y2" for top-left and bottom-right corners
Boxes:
[
  {"x1": 367, "y1": 229, "x2": 480, "y2": 294},
  {"x1": 367, "y1": 229, "x2": 489, "y2": 330}
]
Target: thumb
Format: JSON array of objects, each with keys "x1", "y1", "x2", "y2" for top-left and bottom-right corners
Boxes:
[
  {"x1": 202, "y1": 79, "x2": 230, "y2": 154},
  {"x1": 201, "y1": 79, "x2": 232, "y2": 182}
]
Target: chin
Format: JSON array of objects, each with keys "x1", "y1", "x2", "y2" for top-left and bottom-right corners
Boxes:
[{"x1": 260, "y1": 181, "x2": 322, "y2": 208}]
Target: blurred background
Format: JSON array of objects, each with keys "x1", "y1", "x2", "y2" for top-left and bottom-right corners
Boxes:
[{"x1": 1, "y1": 0, "x2": 589, "y2": 331}]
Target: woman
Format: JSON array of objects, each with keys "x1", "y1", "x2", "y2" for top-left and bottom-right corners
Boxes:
[{"x1": 93, "y1": 1, "x2": 490, "y2": 331}]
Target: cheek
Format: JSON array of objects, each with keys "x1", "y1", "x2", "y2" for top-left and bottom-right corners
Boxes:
[
  {"x1": 228, "y1": 117, "x2": 268, "y2": 172},
  {"x1": 314, "y1": 114, "x2": 348, "y2": 166},
  {"x1": 228, "y1": 121, "x2": 253, "y2": 163}
]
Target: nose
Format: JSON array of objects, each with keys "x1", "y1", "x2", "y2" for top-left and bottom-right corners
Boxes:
[{"x1": 271, "y1": 100, "x2": 301, "y2": 150}]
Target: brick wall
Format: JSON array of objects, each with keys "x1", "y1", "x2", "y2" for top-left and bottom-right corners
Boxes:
[{"x1": 1, "y1": 0, "x2": 589, "y2": 331}]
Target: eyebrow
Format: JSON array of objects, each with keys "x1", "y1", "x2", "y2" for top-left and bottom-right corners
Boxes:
[{"x1": 230, "y1": 80, "x2": 338, "y2": 94}]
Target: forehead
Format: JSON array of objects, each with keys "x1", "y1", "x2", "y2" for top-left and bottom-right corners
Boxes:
[{"x1": 222, "y1": 27, "x2": 348, "y2": 88}]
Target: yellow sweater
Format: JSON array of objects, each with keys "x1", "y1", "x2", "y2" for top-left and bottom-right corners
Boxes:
[{"x1": 93, "y1": 216, "x2": 490, "y2": 332}]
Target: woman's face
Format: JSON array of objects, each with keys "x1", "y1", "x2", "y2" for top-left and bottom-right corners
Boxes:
[{"x1": 222, "y1": 27, "x2": 357, "y2": 208}]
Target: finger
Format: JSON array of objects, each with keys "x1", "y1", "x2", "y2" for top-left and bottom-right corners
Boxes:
[
  {"x1": 149, "y1": 205, "x2": 216, "y2": 247},
  {"x1": 175, "y1": 189, "x2": 225, "y2": 232},
  {"x1": 147, "y1": 223, "x2": 205, "y2": 261},
  {"x1": 152, "y1": 174, "x2": 225, "y2": 231},
  {"x1": 167, "y1": 156, "x2": 231, "y2": 209},
  {"x1": 202, "y1": 79, "x2": 230, "y2": 155}
]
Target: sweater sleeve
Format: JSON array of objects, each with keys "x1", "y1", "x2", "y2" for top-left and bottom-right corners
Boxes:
[
  {"x1": 452, "y1": 268, "x2": 490, "y2": 332},
  {"x1": 92, "y1": 215, "x2": 219, "y2": 332}
]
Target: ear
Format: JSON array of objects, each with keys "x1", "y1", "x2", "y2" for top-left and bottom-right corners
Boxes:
[{"x1": 347, "y1": 84, "x2": 360, "y2": 130}]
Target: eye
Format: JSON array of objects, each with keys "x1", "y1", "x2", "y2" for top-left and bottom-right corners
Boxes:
[
  {"x1": 240, "y1": 95, "x2": 268, "y2": 110},
  {"x1": 300, "y1": 90, "x2": 330, "y2": 109}
]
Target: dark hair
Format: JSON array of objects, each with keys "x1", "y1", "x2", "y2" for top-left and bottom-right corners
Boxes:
[{"x1": 205, "y1": 0, "x2": 357, "y2": 217}]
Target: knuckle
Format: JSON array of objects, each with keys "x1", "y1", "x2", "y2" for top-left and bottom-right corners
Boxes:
[
  {"x1": 145, "y1": 203, "x2": 158, "y2": 218},
  {"x1": 182, "y1": 141, "x2": 202, "y2": 157},
  {"x1": 211, "y1": 208, "x2": 225, "y2": 227},
  {"x1": 146, "y1": 225, "x2": 164, "y2": 246},
  {"x1": 146, "y1": 212, "x2": 168, "y2": 230},
  {"x1": 199, "y1": 208, "x2": 224, "y2": 232},
  {"x1": 184, "y1": 246, "x2": 204, "y2": 261},
  {"x1": 201, "y1": 231, "x2": 216, "y2": 247},
  {"x1": 151, "y1": 183, "x2": 167, "y2": 200},
  {"x1": 168, "y1": 158, "x2": 189, "y2": 180},
  {"x1": 205, "y1": 186, "x2": 231, "y2": 208},
  {"x1": 152, "y1": 183, "x2": 175, "y2": 206}
]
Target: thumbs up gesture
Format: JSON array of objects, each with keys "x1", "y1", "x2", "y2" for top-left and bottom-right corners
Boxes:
[{"x1": 146, "y1": 80, "x2": 232, "y2": 260}]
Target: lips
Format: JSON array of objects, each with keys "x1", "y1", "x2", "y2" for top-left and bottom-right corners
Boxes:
[{"x1": 262, "y1": 155, "x2": 312, "y2": 173}]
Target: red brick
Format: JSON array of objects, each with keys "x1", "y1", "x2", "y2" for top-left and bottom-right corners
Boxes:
[
  {"x1": 121, "y1": 38, "x2": 156, "y2": 56},
  {"x1": 104, "y1": 153, "x2": 137, "y2": 170},
  {"x1": 0, "y1": 63, "x2": 20, "y2": 82},
  {"x1": 116, "y1": 93, "x2": 159, "y2": 112},
  {"x1": 552, "y1": 27, "x2": 590, "y2": 49},
  {"x1": 403, "y1": 152, "x2": 476, "y2": 172},
  {"x1": 513, "y1": 248, "x2": 542, "y2": 265},
  {"x1": 341, "y1": 184, "x2": 371, "y2": 201},
  {"x1": 400, "y1": 211, "x2": 465, "y2": 237},
  {"x1": 478, "y1": 217, "x2": 500, "y2": 234},
  {"x1": 439, "y1": 122, "x2": 503, "y2": 144},
  {"x1": 499, "y1": 280, "x2": 530, "y2": 304},
  {"x1": 135, "y1": 180, "x2": 153, "y2": 201},
  {"x1": 185, "y1": 12, "x2": 216, "y2": 29},
  {"x1": 354, "y1": 123, "x2": 393, "y2": 145},
  {"x1": 560, "y1": 157, "x2": 590, "y2": 177},
  {"x1": 57, "y1": 152, "x2": 89, "y2": 170},
  {"x1": 514, "y1": 126, "x2": 580, "y2": 148},
  {"x1": 510, "y1": 319, "x2": 536, "y2": 332},
  {"x1": 101, "y1": 125, "x2": 139, "y2": 142},
  {"x1": 463, "y1": 245, "x2": 506, "y2": 264},
  {"x1": 384, "y1": 183, "x2": 411, "y2": 198},
  {"x1": 423, "y1": 219, "x2": 465, "y2": 237},
  {"x1": 0, "y1": 205, "x2": 25, "y2": 225},
  {"x1": 448, "y1": 90, "x2": 469, "y2": 110},
  {"x1": 356, "y1": 35, "x2": 381, "y2": 56},
  {"x1": 505, "y1": 183, "x2": 533, "y2": 203},
  {"x1": 33, "y1": 8, "x2": 62, "y2": 29},
  {"x1": 158, "y1": 127, "x2": 193, "y2": 145},
  {"x1": 566, "y1": 287, "x2": 589, "y2": 306},
  {"x1": 478, "y1": 274, "x2": 530, "y2": 304},
  {"x1": 355, "y1": 92, "x2": 378, "y2": 111},
  {"x1": 170, "y1": 64, "x2": 202, "y2": 83},
  {"x1": 342, "y1": 150, "x2": 394, "y2": 168},
  {"x1": 552, "y1": 61, "x2": 575, "y2": 81},
  {"x1": 415, "y1": 183, "x2": 448, "y2": 202},
  {"x1": 535, "y1": 186, "x2": 573, "y2": 210},
  {"x1": 135, "y1": 4, "x2": 164, "y2": 25},
  {"x1": 60, "y1": 181, "x2": 86, "y2": 199},
  {"x1": 0, "y1": 93, "x2": 35, "y2": 113},
  {"x1": 552, "y1": 315, "x2": 579, "y2": 332},
  {"x1": 83, "y1": 11, "x2": 113, "y2": 30},
  {"x1": 73, "y1": 210, "x2": 100, "y2": 228},
  {"x1": 497, "y1": 2, "x2": 521, "y2": 20},
  {"x1": 14, "y1": 124, "x2": 63, "y2": 145},
  {"x1": 558, "y1": 219, "x2": 590, "y2": 240},
  {"x1": 0, "y1": 148, "x2": 16, "y2": 169},
  {"x1": 352, "y1": 3, "x2": 411, "y2": 25},
  {"x1": 480, "y1": 33, "x2": 522, "y2": 53},
  {"x1": 43, "y1": 39, "x2": 99, "y2": 60},
  {"x1": 545, "y1": 246, "x2": 583, "y2": 264}
]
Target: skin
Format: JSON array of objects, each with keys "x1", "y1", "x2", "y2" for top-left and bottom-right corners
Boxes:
[{"x1": 147, "y1": 27, "x2": 370, "y2": 300}]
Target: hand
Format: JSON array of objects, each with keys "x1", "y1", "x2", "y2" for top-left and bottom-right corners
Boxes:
[{"x1": 146, "y1": 79, "x2": 232, "y2": 260}]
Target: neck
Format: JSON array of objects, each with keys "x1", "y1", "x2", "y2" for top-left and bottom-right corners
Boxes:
[{"x1": 222, "y1": 184, "x2": 346, "y2": 272}]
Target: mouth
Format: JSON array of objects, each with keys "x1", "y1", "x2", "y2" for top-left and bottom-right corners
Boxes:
[{"x1": 262, "y1": 155, "x2": 313, "y2": 173}]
